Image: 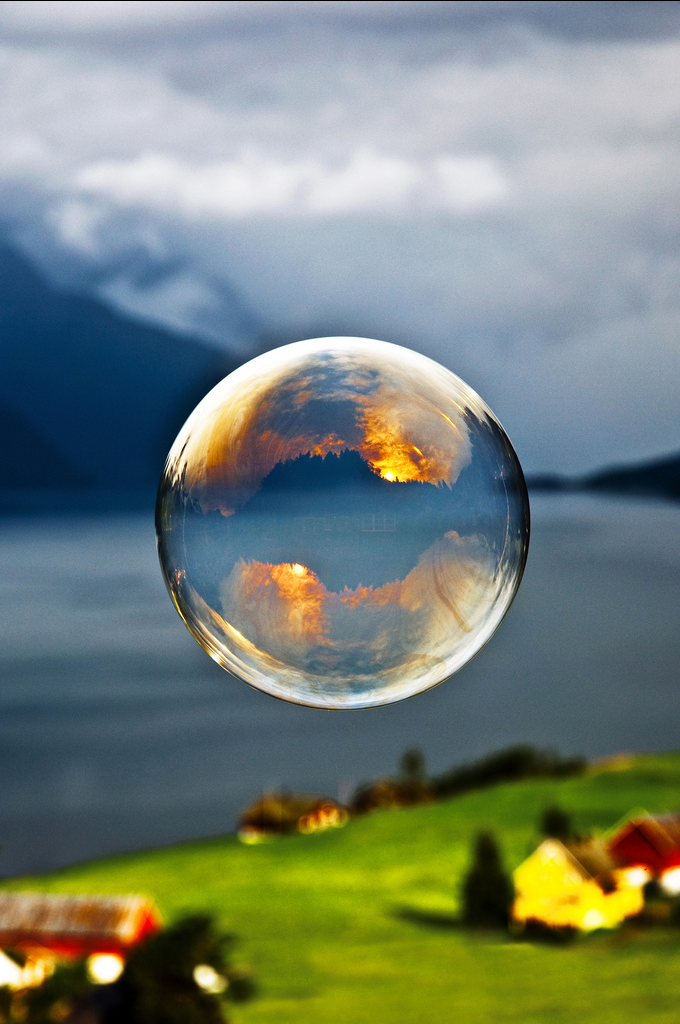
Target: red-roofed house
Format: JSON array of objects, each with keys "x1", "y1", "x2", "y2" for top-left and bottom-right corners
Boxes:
[
  {"x1": 608, "y1": 815, "x2": 680, "y2": 878},
  {"x1": 0, "y1": 893, "x2": 161, "y2": 958}
]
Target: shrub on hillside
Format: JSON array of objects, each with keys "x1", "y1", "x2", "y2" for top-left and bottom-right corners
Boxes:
[
  {"x1": 540, "y1": 805, "x2": 576, "y2": 843},
  {"x1": 351, "y1": 747, "x2": 433, "y2": 814},
  {"x1": 517, "y1": 918, "x2": 578, "y2": 945},
  {"x1": 432, "y1": 745, "x2": 585, "y2": 800}
]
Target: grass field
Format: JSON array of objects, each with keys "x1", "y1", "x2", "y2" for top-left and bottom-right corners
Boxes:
[{"x1": 4, "y1": 753, "x2": 680, "y2": 1022}]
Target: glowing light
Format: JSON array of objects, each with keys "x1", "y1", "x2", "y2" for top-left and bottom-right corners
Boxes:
[
  {"x1": 0, "y1": 952, "x2": 53, "y2": 991},
  {"x1": 87, "y1": 954, "x2": 124, "y2": 985},
  {"x1": 157, "y1": 337, "x2": 529, "y2": 709},
  {"x1": 622, "y1": 866, "x2": 651, "y2": 888},
  {"x1": 0, "y1": 951, "x2": 23, "y2": 989},
  {"x1": 661, "y1": 867, "x2": 680, "y2": 895},
  {"x1": 238, "y1": 827, "x2": 277, "y2": 844},
  {"x1": 193, "y1": 964, "x2": 228, "y2": 994},
  {"x1": 297, "y1": 803, "x2": 348, "y2": 834},
  {"x1": 582, "y1": 909, "x2": 606, "y2": 931}
]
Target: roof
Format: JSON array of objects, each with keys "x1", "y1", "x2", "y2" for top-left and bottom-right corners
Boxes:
[
  {"x1": 0, "y1": 893, "x2": 161, "y2": 956},
  {"x1": 564, "y1": 838, "x2": 616, "y2": 879},
  {"x1": 608, "y1": 814, "x2": 680, "y2": 870},
  {"x1": 515, "y1": 838, "x2": 616, "y2": 887}
]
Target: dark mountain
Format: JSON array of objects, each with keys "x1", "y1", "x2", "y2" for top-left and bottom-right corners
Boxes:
[
  {"x1": 255, "y1": 448, "x2": 386, "y2": 502},
  {"x1": 0, "y1": 402, "x2": 88, "y2": 488},
  {"x1": 186, "y1": 448, "x2": 512, "y2": 594},
  {"x1": 241, "y1": 448, "x2": 456, "y2": 530},
  {"x1": 249, "y1": 447, "x2": 510, "y2": 524},
  {"x1": 584, "y1": 453, "x2": 680, "y2": 500},
  {"x1": 528, "y1": 452, "x2": 680, "y2": 502},
  {"x1": 0, "y1": 245, "x2": 244, "y2": 508}
]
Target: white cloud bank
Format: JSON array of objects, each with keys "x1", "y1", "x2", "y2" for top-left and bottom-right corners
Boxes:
[{"x1": 74, "y1": 150, "x2": 508, "y2": 218}]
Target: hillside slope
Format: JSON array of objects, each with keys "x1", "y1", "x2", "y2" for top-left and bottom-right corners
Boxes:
[{"x1": 5, "y1": 753, "x2": 680, "y2": 1024}]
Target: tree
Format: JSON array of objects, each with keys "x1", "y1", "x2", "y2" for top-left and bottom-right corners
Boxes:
[
  {"x1": 399, "y1": 748, "x2": 426, "y2": 785},
  {"x1": 540, "y1": 805, "x2": 574, "y2": 843},
  {"x1": 461, "y1": 831, "x2": 514, "y2": 929},
  {"x1": 111, "y1": 914, "x2": 254, "y2": 1024},
  {"x1": 397, "y1": 747, "x2": 432, "y2": 805}
]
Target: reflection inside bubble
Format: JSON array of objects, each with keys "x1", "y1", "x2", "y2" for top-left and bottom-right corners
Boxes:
[{"x1": 156, "y1": 337, "x2": 529, "y2": 708}]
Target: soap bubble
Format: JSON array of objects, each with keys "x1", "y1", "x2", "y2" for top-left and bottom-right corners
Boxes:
[{"x1": 156, "y1": 337, "x2": 529, "y2": 709}]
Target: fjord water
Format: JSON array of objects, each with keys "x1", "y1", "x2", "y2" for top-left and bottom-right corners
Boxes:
[{"x1": 1, "y1": 494, "x2": 679, "y2": 876}]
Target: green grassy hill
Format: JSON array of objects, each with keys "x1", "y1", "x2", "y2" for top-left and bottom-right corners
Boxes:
[{"x1": 5, "y1": 753, "x2": 680, "y2": 1023}]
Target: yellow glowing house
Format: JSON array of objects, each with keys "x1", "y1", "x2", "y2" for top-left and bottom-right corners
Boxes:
[{"x1": 512, "y1": 838, "x2": 645, "y2": 932}]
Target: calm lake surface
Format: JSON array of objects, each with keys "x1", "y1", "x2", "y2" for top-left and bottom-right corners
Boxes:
[{"x1": 1, "y1": 494, "x2": 679, "y2": 876}]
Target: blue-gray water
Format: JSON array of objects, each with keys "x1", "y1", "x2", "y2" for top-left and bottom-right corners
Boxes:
[{"x1": 1, "y1": 494, "x2": 679, "y2": 877}]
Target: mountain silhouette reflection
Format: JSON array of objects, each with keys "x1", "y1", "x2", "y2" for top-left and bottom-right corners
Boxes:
[{"x1": 183, "y1": 447, "x2": 508, "y2": 598}]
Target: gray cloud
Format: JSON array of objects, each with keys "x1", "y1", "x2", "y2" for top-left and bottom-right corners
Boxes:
[{"x1": 2, "y1": 2, "x2": 680, "y2": 41}]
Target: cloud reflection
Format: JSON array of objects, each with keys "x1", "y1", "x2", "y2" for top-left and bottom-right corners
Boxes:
[
  {"x1": 178, "y1": 344, "x2": 473, "y2": 514},
  {"x1": 219, "y1": 530, "x2": 495, "y2": 680}
]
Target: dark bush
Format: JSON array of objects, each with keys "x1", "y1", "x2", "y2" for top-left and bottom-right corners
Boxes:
[
  {"x1": 351, "y1": 744, "x2": 585, "y2": 816},
  {"x1": 0, "y1": 985, "x2": 13, "y2": 1022},
  {"x1": 111, "y1": 913, "x2": 253, "y2": 1024},
  {"x1": 432, "y1": 745, "x2": 586, "y2": 800},
  {"x1": 668, "y1": 899, "x2": 680, "y2": 927},
  {"x1": 21, "y1": 959, "x2": 91, "y2": 1024},
  {"x1": 351, "y1": 747, "x2": 433, "y2": 814},
  {"x1": 541, "y1": 805, "x2": 575, "y2": 843},
  {"x1": 14, "y1": 915, "x2": 253, "y2": 1024},
  {"x1": 643, "y1": 878, "x2": 663, "y2": 903},
  {"x1": 518, "y1": 918, "x2": 578, "y2": 945}
]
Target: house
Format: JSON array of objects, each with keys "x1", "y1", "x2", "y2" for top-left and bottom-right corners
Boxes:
[
  {"x1": 0, "y1": 892, "x2": 161, "y2": 959},
  {"x1": 238, "y1": 792, "x2": 348, "y2": 841},
  {"x1": 607, "y1": 814, "x2": 680, "y2": 890},
  {"x1": 512, "y1": 838, "x2": 645, "y2": 932}
]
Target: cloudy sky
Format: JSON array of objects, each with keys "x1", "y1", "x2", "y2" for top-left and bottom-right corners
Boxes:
[{"x1": 1, "y1": 0, "x2": 680, "y2": 473}]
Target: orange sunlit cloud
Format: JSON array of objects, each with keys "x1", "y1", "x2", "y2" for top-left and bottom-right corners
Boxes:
[
  {"x1": 169, "y1": 348, "x2": 472, "y2": 512},
  {"x1": 353, "y1": 381, "x2": 471, "y2": 485},
  {"x1": 221, "y1": 560, "x2": 330, "y2": 659},
  {"x1": 306, "y1": 433, "x2": 348, "y2": 457},
  {"x1": 219, "y1": 531, "x2": 495, "y2": 675}
]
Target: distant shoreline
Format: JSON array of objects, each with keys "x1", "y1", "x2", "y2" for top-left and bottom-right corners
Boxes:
[
  {"x1": 3, "y1": 449, "x2": 680, "y2": 515},
  {"x1": 527, "y1": 450, "x2": 680, "y2": 503}
]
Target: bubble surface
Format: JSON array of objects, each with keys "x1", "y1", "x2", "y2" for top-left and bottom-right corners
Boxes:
[{"x1": 156, "y1": 338, "x2": 529, "y2": 709}]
